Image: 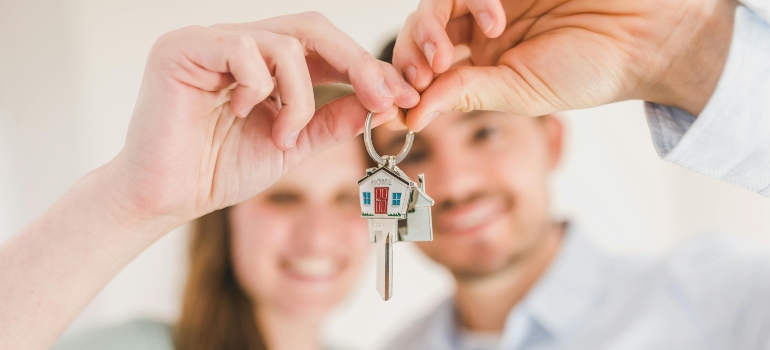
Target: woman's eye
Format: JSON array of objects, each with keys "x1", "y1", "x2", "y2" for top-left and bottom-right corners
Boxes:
[
  {"x1": 266, "y1": 192, "x2": 301, "y2": 205},
  {"x1": 472, "y1": 125, "x2": 499, "y2": 143}
]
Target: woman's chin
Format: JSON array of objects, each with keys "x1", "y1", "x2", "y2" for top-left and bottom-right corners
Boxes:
[
  {"x1": 273, "y1": 277, "x2": 350, "y2": 314},
  {"x1": 276, "y1": 294, "x2": 340, "y2": 319}
]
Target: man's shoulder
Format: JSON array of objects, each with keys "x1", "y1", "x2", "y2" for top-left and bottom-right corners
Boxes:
[
  {"x1": 659, "y1": 233, "x2": 770, "y2": 295},
  {"x1": 52, "y1": 319, "x2": 174, "y2": 350},
  {"x1": 601, "y1": 233, "x2": 770, "y2": 327},
  {"x1": 661, "y1": 234, "x2": 770, "y2": 346},
  {"x1": 665, "y1": 233, "x2": 770, "y2": 281},
  {"x1": 384, "y1": 299, "x2": 453, "y2": 350},
  {"x1": 603, "y1": 232, "x2": 770, "y2": 286}
]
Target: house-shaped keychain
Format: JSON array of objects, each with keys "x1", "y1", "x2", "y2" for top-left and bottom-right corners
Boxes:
[
  {"x1": 358, "y1": 111, "x2": 435, "y2": 300},
  {"x1": 358, "y1": 163, "x2": 434, "y2": 240}
]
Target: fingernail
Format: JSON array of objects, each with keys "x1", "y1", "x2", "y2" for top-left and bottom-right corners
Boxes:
[
  {"x1": 420, "y1": 111, "x2": 441, "y2": 130},
  {"x1": 283, "y1": 131, "x2": 300, "y2": 148},
  {"x1": 401, "y1": 79, "x2": 418, "y2": 95},
  {"x1": 377, "y1": 80, "x2": 393, "y2": 98},
  {"x1": 423, "y1": 42, "x2": 436, "y2": 68},
  {"x1": 239, "y1": 106, "x2": 254, "y2": 118},
  {"x1": 404, "y1": 66, "x2": 417, "y2": 86},
  {"x1": 477, "y1": 11, "x2": 494, "y2": 34}
]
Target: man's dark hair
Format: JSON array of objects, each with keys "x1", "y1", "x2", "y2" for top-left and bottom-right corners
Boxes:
[{"x1": 378, "y1": 37, "x2": 397, "y2": 64}]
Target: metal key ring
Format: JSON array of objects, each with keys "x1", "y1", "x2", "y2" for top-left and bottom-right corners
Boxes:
[{"x1": 364, "y1": 111, "x2": 414, "y2": 165}]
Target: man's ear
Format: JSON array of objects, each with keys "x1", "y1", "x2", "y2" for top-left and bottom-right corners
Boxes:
[{"x1": 541, "y1": 114, "x2": 564, "y2": 170}]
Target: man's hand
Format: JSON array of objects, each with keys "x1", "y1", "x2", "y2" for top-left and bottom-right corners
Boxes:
[
  {"x1": 114, "y1": 12, "x2": 420, "y2": 224},
  {"x1": 393, "y1": 0, "x2": 737, "y2": 131}
]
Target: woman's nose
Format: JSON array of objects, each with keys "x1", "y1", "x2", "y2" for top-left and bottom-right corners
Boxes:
[{"x1": 291, "y1": 205, "x2": 341, "y2": 252}]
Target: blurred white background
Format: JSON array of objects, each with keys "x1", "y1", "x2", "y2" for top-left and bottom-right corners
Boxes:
[{"x1": 1, "y1": 0, "x2": 769, "y2": 349}]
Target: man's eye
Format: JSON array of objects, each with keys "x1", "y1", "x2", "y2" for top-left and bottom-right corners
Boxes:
[
  {"x1": 472, "y1": 125, "x2": 498, "y2": 143},
  {"x1": 336, "y1": 192, "x2": 360, "y2": 207},
  {"x1": 400, "y1": 150, "x2": 428, "y2": 165},
  {"x1": 266, "y1": 192, "x2": 301, "y2": 205}
]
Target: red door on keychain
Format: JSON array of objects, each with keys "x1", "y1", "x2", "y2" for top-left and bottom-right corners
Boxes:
[{"x1": 375, "y1": 187, "x2": 388, "y2": 214}]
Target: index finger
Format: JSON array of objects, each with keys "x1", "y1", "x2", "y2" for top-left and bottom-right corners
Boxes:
[
  {"x1": 243, "y1": 12, "x2": 419, "y2": 113},
  {"x1": 392, "y1": 0, "x2": 506, "y2": 86}
]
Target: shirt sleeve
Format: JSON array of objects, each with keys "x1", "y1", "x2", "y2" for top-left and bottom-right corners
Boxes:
[{"x1": 645, "y1": 5, "x2": 770, "y2": 197}]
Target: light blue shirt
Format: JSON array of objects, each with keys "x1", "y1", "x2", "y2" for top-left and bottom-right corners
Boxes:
[
  {"x1": 386, "y1": 224, "x2": 770, "y2": 350},
  {"x1": 646, "y1": 4, "x2": 770, "y2": 197},
  {"x1": 387, "y1": 5, "x2": 770, "y2": 349}
]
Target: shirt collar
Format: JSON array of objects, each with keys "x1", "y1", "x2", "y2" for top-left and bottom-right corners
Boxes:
[
  {"x1": 515, "y1": 222, "x2": 610, "y2": 337},
  {"x1": 421, "y1": 298, "x2": 458, "y2": 349},
  {"x1": 422, "y1": 222, "x2": 611, "y2": 348}
]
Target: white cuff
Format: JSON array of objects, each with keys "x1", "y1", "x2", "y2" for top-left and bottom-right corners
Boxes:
[{"x1": 645, "y1": 6, "x2": 770, "y2": 197}]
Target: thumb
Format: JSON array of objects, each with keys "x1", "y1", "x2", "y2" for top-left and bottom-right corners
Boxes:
[
  {"x1": 284, "y1": 94, "x2": 399, "y2": 166},
  {"x1": 404, "y1": 65, "x2": 560, "y2": 131}
]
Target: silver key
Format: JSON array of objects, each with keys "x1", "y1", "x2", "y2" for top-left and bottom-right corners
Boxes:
[
  {"x1": 358, "y1": 112, "x2": 434, "y2": 300},
  {"x1": 372, "y1": 219, "x2": 396, "y2": 299}
]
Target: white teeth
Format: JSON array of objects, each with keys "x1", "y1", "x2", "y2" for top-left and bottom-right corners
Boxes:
[
  {"x1": 286, "y1": 258, "x2": 336, "y2": 279},
  {"x1": 445, "y1": 202, "x2": 500, "y2": 232}
]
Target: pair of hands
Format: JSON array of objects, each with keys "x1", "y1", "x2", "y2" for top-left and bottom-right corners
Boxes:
[{"x1": 113, "y1": 0, "x2": 736, "y2": 226}]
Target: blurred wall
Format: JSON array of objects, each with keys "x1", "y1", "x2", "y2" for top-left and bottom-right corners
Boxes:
[{"x1": 1, "y1": 1, "x2": 769, "y2": 349}]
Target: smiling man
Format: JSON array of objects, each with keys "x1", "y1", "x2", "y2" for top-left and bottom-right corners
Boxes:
[{"x1": 376, "y1": 40, "x2": 770, "y2": 350}]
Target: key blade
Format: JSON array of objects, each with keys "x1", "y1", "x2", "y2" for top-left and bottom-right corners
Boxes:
[
  {"x1": 376, "y1": 231, "x2": 393, "y2": 300},
  {"x1": 377, "y1": 232, "x2": 393, "y2": 300}
]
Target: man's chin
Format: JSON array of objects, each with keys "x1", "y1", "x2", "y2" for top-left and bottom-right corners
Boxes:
[
  {"x1": 425, "y1": 232, "x2": 520, "y2": 279},
  {"x1": 451, "y1": 266, "x2": 508, "y2": 281},
  {"x1": 446, "y1": 253, "x2": 519, "y2": 281}
]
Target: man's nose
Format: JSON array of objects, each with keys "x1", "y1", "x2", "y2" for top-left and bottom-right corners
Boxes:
[{"x1": 429, "y1": 146, "x2": 486, "y2": 206}]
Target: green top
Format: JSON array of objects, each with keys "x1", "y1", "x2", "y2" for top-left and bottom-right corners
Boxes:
[
  {"x1": 53, "y1": 319, "x2": 348, "y2": 350},
  {"x1": 53, "y1": 319, "x2": 174, "y2": 350}
]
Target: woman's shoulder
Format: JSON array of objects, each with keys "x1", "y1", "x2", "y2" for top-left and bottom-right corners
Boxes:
[{"x1": 52, "y1": 319, "x2": 174, "y2": 350}]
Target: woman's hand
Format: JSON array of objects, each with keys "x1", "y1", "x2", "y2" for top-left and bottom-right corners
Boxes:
[
  {"x1": 0, "y1": 13, "x2": 420, "y2": 350},
  {"x1": 393, "y1": 0, "x2": 737, "y2": 130},
  {"x1": 113, "y1": 12, "x2": 419, "y2": 224}
]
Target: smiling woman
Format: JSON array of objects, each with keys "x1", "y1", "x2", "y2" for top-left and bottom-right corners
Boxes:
[
  {"x1": 53, "y1": 85, "x2": 372, "y2": 350},
  {"x1": 177, "y1": 136, "x2": 369, "y2": 350}
]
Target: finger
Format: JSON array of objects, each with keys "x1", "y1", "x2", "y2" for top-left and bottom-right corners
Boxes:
[
  {"x1": 393, "y1": 14, "x2": 436, "y2": 92},
  {"x1": 452, "y1": 44, "x2": 472, "y2": 66},
  {"x1": 411, "y1": 0, "x2": 458, "y2": 74},
  {"x1": 464, "y1": 0, "x2": 506, "y2": 38},
  {"x1": 227, "y1": 40, "x2": 275, "y2": 118},
  {"x1": 285, "y1": 94, "x2": 399, "y2": 166},
  {"x1": 403, "y1": 65, "x2": 561, "y2": 131},
  {"x1": 305, "y1": 52, "x2": 348, "y2": 85},
  {"x1": 157, "y1": 26, "x2": 275, "y2": 117},
  {"x1": 383, "y1": 108, "x2": 409, "y2": 131},
  {"x1": 258, "y1": 33, "x2": 316, "y2": 150},
  {"x1": 239, "y1": 12, "x2": 409, "y2": 112},
  {"x1": 215, "y1": 25, "x2": 317, "y2": 150},
  {"x1": 380, "y1": 61, "x2": 420, "y2": 110},
  {"x1": 303, "y1": 53, "x2": 417, "y2": 112}
]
